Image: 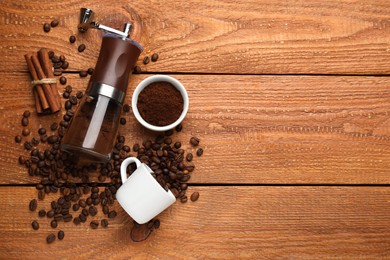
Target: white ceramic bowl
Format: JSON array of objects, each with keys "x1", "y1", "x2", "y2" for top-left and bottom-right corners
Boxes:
[{"x1": 132, "y1": 75, "x2": 189, "y2": 131}]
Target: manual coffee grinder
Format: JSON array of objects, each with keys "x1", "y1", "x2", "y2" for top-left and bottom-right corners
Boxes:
[{"x1": 61, "y1": 8, "x2": 143, "y2": 163}]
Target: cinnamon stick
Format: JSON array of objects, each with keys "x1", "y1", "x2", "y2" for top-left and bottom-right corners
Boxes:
[
  {"x1": 33, "y1": 90, "x2": 43, "y2": 113},
  {"x1": 31, "y1": 54, "x2": 60, "y2": 113},
  {"x1": 24, "y1": 53, "x2": 49, "y2": 111},
  {"x1": 38, "y1": 48, "x2": 61, "y2": 109}
]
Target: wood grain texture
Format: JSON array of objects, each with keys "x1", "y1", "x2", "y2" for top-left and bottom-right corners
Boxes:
[
  {"x1": 0, "y1": 186, "x2": 390, "y2": 259},
  {"x1": 0, "y1": 0, "x2": 389, "y2": 74},
  {"x1": 0, "y1": 73, "x2": 389, "y2": 184}
]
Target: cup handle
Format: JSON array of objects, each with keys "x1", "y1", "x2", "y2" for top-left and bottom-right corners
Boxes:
[{"x1": 120, "y1": 157, "x2": 141, "y2": 184}]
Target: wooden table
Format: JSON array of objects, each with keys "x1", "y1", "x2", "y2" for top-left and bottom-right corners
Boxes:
[{"x1": 1, "y1": 0, "x2": 390, "y2": 258}]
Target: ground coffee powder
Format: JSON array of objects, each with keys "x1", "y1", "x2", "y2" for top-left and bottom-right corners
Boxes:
[{"x1": 137, "y1": 82, "x2": 183, "y2": 126}]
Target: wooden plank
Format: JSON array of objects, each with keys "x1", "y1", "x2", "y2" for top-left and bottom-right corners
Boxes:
[
  {"x1": 0, "y1": 0, "x2": 389, "y2": 74},
  {"x1": 0, "y1": 73, "x2": 389, "y2": 184},
  {"x1": 0, "y1": 186, "x2": 390, "y2": 258}
]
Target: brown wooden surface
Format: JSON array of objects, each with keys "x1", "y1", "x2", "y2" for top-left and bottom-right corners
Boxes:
[{"x1": 0, "y1": 0, "x2": 390, "y2": 258}]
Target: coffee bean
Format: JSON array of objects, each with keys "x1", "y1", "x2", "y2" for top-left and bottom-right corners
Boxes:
[
  {"x1": 79, "y1": 71, "x2": 88, "y2": 77},
  {"x1": 89, "y1": 206, "x2": 97, "y2": 216},
  {"x1": 186, "y1": 153, "x2": 193, "y2": 162},
  {"x1": 38, "y1": 190, "x2": 45, "y2": 200},
  {"x1": 22, "y1": 129, "x2": 30, "y2": 136},
  {"x1": 31, "y1": 220, "x2": 39, "y2": 230},
  {"x1": 120, "y1": 117, "x2": 126, "y2": 125},
  {"x1": 38, "y1": 209, "x2": 46, "y2": 217},
  {"x1": 190, "y1": 192, "x2": 199, "y2": 202},
  {"x1": 69, "y1": 96, "x2": 77, "y2": 105},
  {"x1": 103, "y1": 205, "x2": 109, "y2": 215},
  {"x1": 133, "y1": 66, "x2": 141, "y2": 74},
  {"x1": 43, "y1": 23, "x2": 50, "y2": 32},
  {"x1": 76, "y1": 91, "x2": 83, "y2": 99},
  {"x1": 23, "y1": 110, "x2": 31, "y2": 117},
  {"x1": 108, "y1": 210, "x2": 117, "y2": 218},
  {"x1": 50, "y1": 220, "x2": 58, "y2": 228},
  {"x1": 101, "y1": 219, "x2": 109, "y2": 228},
  {"x1": 51, "y1": 55, "x2": 60, "y2": 63},
  {"x1": 21, "y1": 117, "x2": 29, "y2": 126},
  {"x1": 46, "y1": 233, "x2": 56, "y2": 244},
  {"x1": 78, "y1": 199, "x2": 86, "y2": 208},
  {"x1": 53, "y1": 70, "x2": 62, "y2": 76},
  {"x1": 48, "y1": 135, "x2": 59, "y2": 144},
  {"x1": 69, "y1": 35, "x2": 76, "y2": 43},
  {"x1": 58, "y1": 230, "x2": 64, "y2": 240},
  {"x1": 72, "y1": 203, "x2": 80, "y2": 211},
  {"x1": 175, "y1": 123, "x2": 183, "y2": 132},
  {"x1": 79, "y1": 214, "x2": 86, "y2": 223},
  {"x1": 90, "y1": 220, "x2": 99, "y2": 229},
  {"x1": 180, "y1": 196, "x2": 188, "y2": 203},
  {"x1": 50, "y1": 122, "x2": 58, "y2": 131},
  {"x1": 174, "y1": 142, "x2": 181, "y2": 149},
  {"x1": 61, "y1": 61, "x2": 69, "y2": 70},
  {"x1": 123, "y1": 104, "x2": 130, "y2": 113},
  {"x1": 15, "y1": 135, "x2": 22, "y2": 143},
  {"x1": 143, "y1": 56, "x2": 150, "y2": 65},
  {"x1": 78, "y1": 44, "x2": 86, "y2": 52},
  {"x1": 151, "y1": 53, "x2": 159, "y2": 62},
  {"x1": 73, "y1": 217, "x2": 81, "y2": 225},
  {"x1": 29, "y1": 199, "x2": 37, "y2": 211},
  {"x1": 59, "y1": 76, "x2": 67, "y2": 85},
  {"x1": 190, "y1": 137, "x2": 200, "y2": 146},
  {"x1": 64, "y1": 100, "x2": 72, "y2": 110},
  {"x1": 63, "y1": 214, "x2": 72, "y2": 222},
  {"x1": 50, "y1": 19, "x2": 59, "y2": 27},
  {"x1": 48, "y1": 51, "x2": 54, "y2": 58},
  {"x1": 87, "y1": 68, "x2": 94, "y2": 75},
  {"x1": 82, "y1": 208, "x2": 89, "y2": 216},
  {"x1": 196, "y1": 148, "x2": 204, "y2": 156}
]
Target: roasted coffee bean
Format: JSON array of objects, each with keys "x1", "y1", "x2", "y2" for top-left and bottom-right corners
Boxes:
[
  {"x1": 23, "y1": 110, "x2": 31, "y2": 117},
  {"x1": 51, "y1": 55, "x2": 60, "y2": 63},
  {"x1": 31, "y1": 137, "x2": 40, "y2": 146},
  {"x1": 133, "y1": 66, "x2": 141, "y2": 74},
  {"x1": 15, "y1": 135, "x2": 22, "y2": 143},
  {"x1": 123, "y1": 104, "x2": 130, "y2": 113},
  {"x1": 90, "y1": 220, "x2": 99, "y2": 229},
  {"x1": 101, "y1": 219, "x2": 109, "y2": 228},
  {"x1": 78, "y1": 44, "x2": 86, "y2": 52},
  {"x1": 87, "y1": 67, "x2": 94, "y2": 75},
  {"x1": 82, "y1": 208, "x2": 89, "y2": 216},
  {"x1": 50, "y1": 19, "x2": 59, "y2": 27},
  {"x1": 79, "y1": 71, "x2": 88, "y2": 77},
  {"x1": 51, "y1": 220, "x2": 58, "y2": 228},
  {"x1": 38, "y1": 209, "x2": 46, "y2": 217},
  {"x1": 32, "y1": 220, "x2": 39, "y2": 230},
  {"x1": 133, "y1": 143, "x2": 140, "y2": 152},
  {"x1": 29, "y1": 199, "x2": 37, "y2": 211},
  {"x1": 174, "y1": 142, "x2": 181, "y2": 149},
  {"x1": 175, "y1": 123, "x2": 183, "y2": 132},
  {"x1": 64, "y1": 85, "x2": 72, "y2": 93},
  {"x1": 122, "y1": 145, "x2": 130, "y2": 153},
  {"x1": 69, "y1": 35, "x2": 76, "y2": 43},
  {"x1": 151, "y1": 53, "x2": 159, "y2": 62},
  {"x1": 89, "y1": 206, "x2": 97, "y2": 216},
  {"x1": 38, "y1": 128, "x2": 46, "y2": 135},
  {"x1": 190, "y1": 192, "x2": 199, "y2": 202},
  {"x1": 143, "y1": 56, "x2": 150, "y2": 65},
  {"x1": 58, "y1": 230, "x2": 65, "y2": 240},
  {"x1": 63, "y1": 214, "x2": 72, "y2": 222},
  {"x1": 186, "y1": 153, "x2": 193, "y2": 162},
  {"x1": 120, "y1": 117, "x2": 126, "y2": 125},
  {"x1": 18, "y1": 155, "x2": 25, "y2": 165},
  {"x1": 43, "y1": 23, "x2": 51, "y2": 32},
  {"x1": 64, "y1": 100, "x2": 72, "y2": 110},
  {"x1": 190, "y1": 137, "x2": 200, "y2": 146},
  {"x1": 47, "y1": 233, "x2": 56, "y2": 244},
  {"x1": 47, "y1": 210, "x2": 55, "y2": 218},
  {"x1": 54, "y1": 70, "x2": 62, "y2": 76},
  {"x1": 196, "y1": 148, "x2": 204, "y2": 156},
  {"x1": 50, "y1": 122, "x2": 58, "y2": 131},
  {"x1": 79, "y1": 214, "x2": 86, "y2": 223},
  {"x1": 38, "y1": 190, "x2": 45, "y2": 200},
  {"x1": 78, "y1": 199, "x2": 86, "y2": 208},
  {"x1": 108, "y1": 210, "x2": 117, "y2": 218},
  {"x1": 73, "y1": 217, "x2": 81, "y2": 225},
  {"x1": 72, "y1": 203, "x2": 80, "y2": 211},
  {"x1": 164, "y1": 129, "x2": 174, "y2": 136},
  {"x1": 61, "y1": 61, "x2": 69, "y2": 69},
  {"x1": 59, "y1": 76, "x2": 67, "y2": 85},
  {"x1": 59, "y1": 55, "x2": 65, "y2": 62},
  {"x1": 48, "y1": 135, "x2": 59, "y2": 144},
  {"x1": 48, "y1": 51, "x2": 54, "y2": 58},
  {"x1": 22, "y1": 129, "x2": 30, "y2": 137},
  {"x1": 69, "y1": 96, "x2": 78, "y2": 105},
  {"x1": 76, "y1": 91, "x2": 83, "y2": 99},
  {"x1": 180, "y1": 196, "x2": 188, "y2": 203},
  {"x1": 103, "y1": 205, "x2": 109, "y2": 215},
  {"x1": 21, "y1": 117, "x2": 29, "y2": 126}
]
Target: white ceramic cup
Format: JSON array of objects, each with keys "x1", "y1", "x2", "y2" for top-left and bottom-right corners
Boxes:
[
  {"x1": 116, "y1": 157, "x2": 176, "y2": 224},
  {"x1": 132, "y1": 75, "x2": 189, "y2": 132}
]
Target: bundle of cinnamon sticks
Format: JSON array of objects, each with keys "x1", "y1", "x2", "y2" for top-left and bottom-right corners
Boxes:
[{"x1": 25, "y1": 48, "x2": 61, "y2": 114}]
